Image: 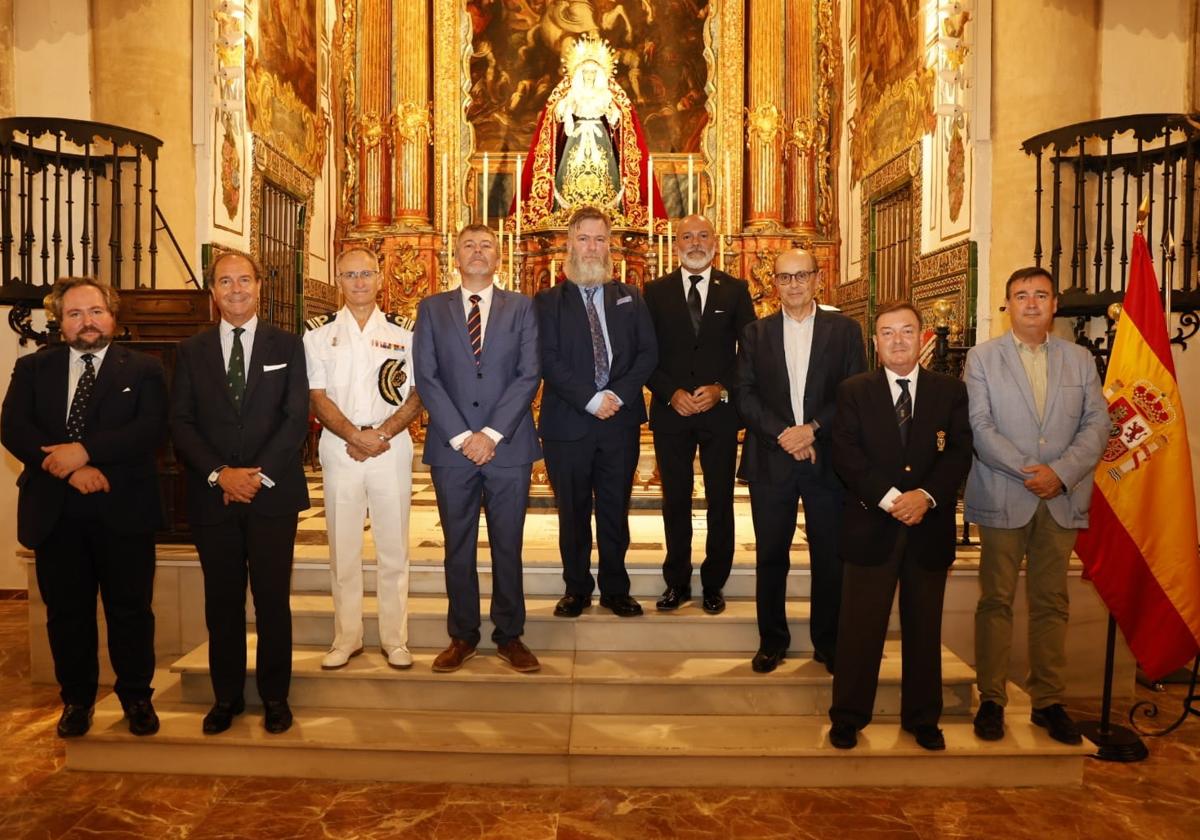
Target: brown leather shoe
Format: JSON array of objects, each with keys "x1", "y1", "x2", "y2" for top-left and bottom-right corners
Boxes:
[
  {"x1": 432, "y1": 638, "x2": 477, "y2": 673},
  {"x1": 496, "y1": 639, "x2": 541, "y2": 673}
]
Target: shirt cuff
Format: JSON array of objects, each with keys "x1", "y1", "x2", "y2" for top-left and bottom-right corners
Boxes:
[
  {"x1": 879, "y1": 486, "x2": 901, "y2": 511},
  {"x1": 585, "y1": 392, "x2": 605, "y2": 415},
  {"x1": 448, "y1": 430, "x2": 471, "y2": 451},
  {"x1": 918, "y1": 488, "x2": 936, "y2": 508},
  {"x1": 481, "y1": 427, "x2": 503, "y2": 444}
]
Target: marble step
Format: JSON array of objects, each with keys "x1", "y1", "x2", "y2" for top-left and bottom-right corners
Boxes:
[
  {"x1": 284, "y1": 593, "x2": 818, "y2": 652},
  {"x1": 171, "y1": 638, "x2": 974, "y2": 717},
  {"x1": 68, "y1": 674, "x2": 1088, "y2": 788}
]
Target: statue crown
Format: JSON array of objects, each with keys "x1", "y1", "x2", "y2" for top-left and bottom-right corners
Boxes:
[{"x1": 564, "y1": 33, "x2": 616, "y2": 79}]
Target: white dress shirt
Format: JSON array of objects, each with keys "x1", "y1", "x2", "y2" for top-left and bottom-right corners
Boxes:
[
  {"x1": 450, "y1": 283, "x2": 503, "y2": 448},
  {"x1": 878, "y1": 365, "x2": 935, "y2": 511},
  {"x1": 782, "y1": 301, "x2": 817, "y2": 425},
  {"x1": 66, "y1": 344, "x2": 110, "y2": 421}
]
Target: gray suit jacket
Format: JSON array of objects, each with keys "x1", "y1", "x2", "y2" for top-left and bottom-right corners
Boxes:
[
  {"x1": 413, "y1": 287, "x2": 542, "y2": 467},
  {"x1": 963, "y1": 332, "x2": 1108, "y2": 529}
]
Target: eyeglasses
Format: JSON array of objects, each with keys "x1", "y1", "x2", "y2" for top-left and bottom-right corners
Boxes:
[
  {"x1": 337, "y1": 270, "x2": 379, "y2": 281},
  {"x1": 773, "y1": 270, "x2": 818, "y2": 286}
]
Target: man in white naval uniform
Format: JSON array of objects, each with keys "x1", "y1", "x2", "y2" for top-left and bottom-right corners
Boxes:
[{"x1": 304, "y1": 247, "x2": 423, "y2": 670}]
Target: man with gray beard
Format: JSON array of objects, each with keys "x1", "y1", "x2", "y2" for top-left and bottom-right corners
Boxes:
[{"x1": 535, "y1": 206, "x2": 658, "y2": 618}]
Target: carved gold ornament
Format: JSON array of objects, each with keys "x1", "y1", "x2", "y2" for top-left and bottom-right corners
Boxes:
[
  {"x1": 746, "y1": 103, "x2": 782, "y2": 147},
  {"x1": 565, "y1": 33, "x2": 616, "y2": 78},
  {"x1": 850, "y1": 68, "x2": 934, "y2": 184},
  {"x1": 392, "y1": 101, "x2": 432, "y2": 145}
]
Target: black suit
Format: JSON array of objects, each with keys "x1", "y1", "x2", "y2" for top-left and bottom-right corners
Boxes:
[
  {"x1": 735, "y1": 308, "x2": 865, "y2": 657},
  {"x1": 170, "y1": 322, "x2": 309, "y2": 704},
  {"x1": 1, "y1": 343, "x2": 167, "y2": 708},
  {"x1": 644, "y1": 268, "x2": 755, "y2": 592},
  {"x1": 829, "y1": 367, "x2": 972, "y2": 731},
  {"x1": 535, "y1": 280, "x2": 657, "y2": 597}
]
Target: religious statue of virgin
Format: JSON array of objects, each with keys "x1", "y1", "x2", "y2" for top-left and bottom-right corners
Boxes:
[{"x1": 513, "y1": 33, "x2": 666, "y2": 230}]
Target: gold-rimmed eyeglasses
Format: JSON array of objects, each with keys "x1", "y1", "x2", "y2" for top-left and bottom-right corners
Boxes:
[
  {"x1": 773, "y1": 270, "x2": 818, "y2": 286},
  {"x1": 337, "y1": 269, "x2": 380, "y2": 281}
]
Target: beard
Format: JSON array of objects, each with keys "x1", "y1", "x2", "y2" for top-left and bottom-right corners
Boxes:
[
  {"x1": 67, "y1": 330, "x2": 113, "y2": 352},
  {"x1": 679, "y1": 246, "x2": 715, "y2": 273},
  {"x1": 567, "y1": 250, "x2": 612, "y2": 287}
]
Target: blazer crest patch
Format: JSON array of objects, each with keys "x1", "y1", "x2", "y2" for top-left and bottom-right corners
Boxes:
[{"x1": 378, "y1": 358, "x2": 408, "y2": 406}]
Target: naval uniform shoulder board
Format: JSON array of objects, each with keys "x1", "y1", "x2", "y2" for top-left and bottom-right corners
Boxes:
[
  {"x1": 305, "y1": 312, "x2": 334, "y2": 332},
  {"x1": 384, "y1": 311, "x2": 415, "y2": 332}
]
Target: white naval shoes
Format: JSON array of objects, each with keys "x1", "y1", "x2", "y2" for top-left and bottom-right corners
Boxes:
[
  {"x1": 385, "y1": 645, "x2": 414, "y2": 670},
  {"x1": 320, "y1": 646, "x2": 364, "y2": 670}
]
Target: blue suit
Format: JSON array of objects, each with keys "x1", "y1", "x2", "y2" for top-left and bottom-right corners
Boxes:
[
  {"x1": 535, "y1": 280, "x2": 657, "y2": 597},
  {"x1": 413, "y1": 287, "x2": 541, "y2": 646}
]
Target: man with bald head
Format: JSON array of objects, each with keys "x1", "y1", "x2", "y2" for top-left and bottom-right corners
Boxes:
[
  {"x1": 735, "y1": 248, "x2": 865, "y2": 673},
  {"x1": 644, "y1": 215, "x2": 755, "y2": 614}
]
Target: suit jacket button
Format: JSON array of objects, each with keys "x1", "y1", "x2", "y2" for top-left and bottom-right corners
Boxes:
[
  {"x1": 477, "y1": 372, "x2": 483, "y2": 379},
  {"x1": 473, "y1": 401, "x2": 479, "y2": 407},
  {"x1": 904, "y1": 465, "x2": 912, "y2": 472}
]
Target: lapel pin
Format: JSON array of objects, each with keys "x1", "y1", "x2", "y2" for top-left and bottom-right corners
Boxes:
[{"x1": 936, "y1": 430, "x2": 946, "y2": 452}]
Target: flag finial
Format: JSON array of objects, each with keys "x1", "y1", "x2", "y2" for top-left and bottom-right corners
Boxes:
[{"x1": 1136, "y1": 195, "x2": 1150, "y2": 233}]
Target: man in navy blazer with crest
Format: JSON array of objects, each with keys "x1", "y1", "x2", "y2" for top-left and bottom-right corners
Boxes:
[
  {"x1": 170, "y1": 249, "x2": 309, "y2": 736},
  {"x1": 414, "y1": 224, "x2": 543, "y2": 674},
  {"x1": 535, "y1": 206, "x2": 657, "y2": 619}
]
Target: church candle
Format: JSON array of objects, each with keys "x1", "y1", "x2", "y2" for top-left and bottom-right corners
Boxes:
[
  {"x1": 621, "y1": 259, "x2": 627, "y2": 283},
  {"x1": 482, "y1": 152, "x2": 489, "y2": 227},
  {"x1": 515, "y1": 155, "x2": 523, "y2": 238},
  {"x1": 647, "y1": 155, "x2": 654, "y2": 235},
  {"x1": 688, "y1": 155, "x2": 694, "y2": 216},
  {"x1": 550, "y1": 258, "x2": 557, "y2": 284},
  {"x1": 441, "y1": 153, "x2": 448, "y2": 237}
]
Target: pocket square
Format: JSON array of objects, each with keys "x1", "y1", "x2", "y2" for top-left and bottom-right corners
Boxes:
[
  {"x1": 714, "y1": 309, "x2": 726, "y2": 314},
  {"x1": 263, "y1": 363, "x2": 288, "y2": 372},
  {"x1": 617, "y1": 295, "x2": 632, "y2": 305},
  {"x1": 121, "y1": 386, "x2": 132, "y2": 393}
]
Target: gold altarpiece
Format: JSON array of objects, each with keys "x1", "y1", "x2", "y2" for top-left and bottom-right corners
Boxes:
[{"x1": 331, "y1": 1, "x2": 844, "y2": 321}]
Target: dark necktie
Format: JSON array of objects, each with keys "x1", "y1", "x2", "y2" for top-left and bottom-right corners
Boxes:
[
  {"x1": 895, "y1": 378, "x2": 912, "y2": 446},
  {"x1": 66, "y1": 353, "x2": 95, "y2": 441},
  {"x1": 228, "y1": 327, "x2": 246, "y2": 408},
  {"x1": 467, "y1": 294, "x2": 482, "y2": 365},
  {"x1": 687, "y1": 274, "x2": 703, "y2": 335},
  {"x1": 585, "y1": 287, "x2": 610, "y2": 390}
]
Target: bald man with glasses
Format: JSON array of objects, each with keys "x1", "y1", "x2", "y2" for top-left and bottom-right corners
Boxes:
[{"x1": 735, "y1": 248, "x2": 865, "y2": 674}]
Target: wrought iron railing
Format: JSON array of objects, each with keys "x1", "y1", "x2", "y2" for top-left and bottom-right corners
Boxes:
[
  {"x1": 0, "y1": 116, "x2": 197, "y2": 293},
  {"x1": 1022, "y1": 113, "x2": 1200, "y2": 348}
]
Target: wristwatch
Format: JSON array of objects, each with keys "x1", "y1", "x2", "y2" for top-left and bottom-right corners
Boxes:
[{"x1": 207, "y1": 465, "x2": 227, "y2": 487}]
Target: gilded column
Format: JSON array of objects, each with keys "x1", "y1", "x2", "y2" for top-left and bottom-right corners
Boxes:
[
  {"x1": 745, "y1": 0, "x2": 785, "y2": 229},
  {"x1": 391, "y1": 1, "x2": 431, "y2": 225},
  {"x1": 357, "y1": 0, "x2": 393, "y2": 228},
  {"x1": 784, "y1": 0, "x2": 817, "y2": 233}
]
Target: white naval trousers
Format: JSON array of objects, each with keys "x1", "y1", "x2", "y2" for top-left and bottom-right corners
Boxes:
[{"x1": 319, "y1": 428, "x2": 413, "y2": 652}]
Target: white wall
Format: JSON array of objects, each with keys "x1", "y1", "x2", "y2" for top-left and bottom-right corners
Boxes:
[
  {"x1": 0, "y1": 309, "x2": 47, "y2": 588},
  {"x1": 1098, "y1": 0, "x2": 1194, "y2": 116},
  {"x1": 12, "y1": 0, "x2": 91, "y2": 119}
]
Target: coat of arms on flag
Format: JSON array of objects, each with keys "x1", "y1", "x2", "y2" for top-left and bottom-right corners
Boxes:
[{"x1": 1099, "y1": 378, "x2": 1176, "y2": 480}]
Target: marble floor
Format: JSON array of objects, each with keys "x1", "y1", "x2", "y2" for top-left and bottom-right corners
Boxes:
[{"x1": 2, "y1": 602, "x2": 1199, "y2": 838}]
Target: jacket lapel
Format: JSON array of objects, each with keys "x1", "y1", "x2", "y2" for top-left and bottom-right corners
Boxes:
[
  {"x1": 804, "y1": 307, "x2": 831, "y2": 391},
  {"x1": 999, "y1": 335, "x2": 1040, "y2": 425},
  {"x1": 446, "y1": 290, "x2": 476, "y2": 364},
  {"x1": 202, "y1": 327, "x2": 236, "y2": 412},
  {"x1": 239, "y1": 325, "x2": 272, "y2": 410},
  {"x1": 764, "y1": 313, "x2": 792, "y2": 423},
  {"x1": 1041, "y1": 338, "x2": 1064, "y2": 422},
  {"x1": 872, "y1": 368, "x2": 904, "y2": 459},
  {"x1": 603, "y1": 281, "x2": 623, "y2": 370},
  {"x1": 47, "y1": 346, "x2": 70, "y2": 437},
  {"x1": 697, "y1": 270, "x2": 723, "y2": 337},
  {"x1": 483, "y1": 289, "x2": 508, "y2": 365},
  {"x1": 84, "y1": 343, "x2": 124, "y2": 421},
  {"x1": 906, "y1": 367, "x2": 936, "y2": 456}
]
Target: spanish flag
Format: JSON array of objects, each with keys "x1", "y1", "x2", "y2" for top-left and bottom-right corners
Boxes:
[{"x1": 1075, "y1": 231, "x2": 1200, "y2": 680}]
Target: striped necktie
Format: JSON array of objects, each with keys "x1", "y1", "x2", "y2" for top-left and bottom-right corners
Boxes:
[
  {"x1": 895, "y1": 378, "x2": 912, "y2": 446},
  {"x1": 467, "y1": 294, "x2": 482, "y2": 365}
]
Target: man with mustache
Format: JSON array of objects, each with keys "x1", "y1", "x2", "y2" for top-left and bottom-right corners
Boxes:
[
  {"x1": 535, "y1": 206, "x2": 657, "y2": 618},
  {"x1": 643, "y1": 215, "x2": 755, "y2": 614},
  {"x1": 1, "y1": 277, "x2": 167, "y2": 739}
]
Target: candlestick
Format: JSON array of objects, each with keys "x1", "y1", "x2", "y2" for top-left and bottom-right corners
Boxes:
[
  {"x1": 724, "y1": 152, "x2": 732, "y2": 235},
  {"x1": 687, "y1": 155, "x2": 694, "y2": 216},
  {"x1": 508, "y1": 232, "x2": 515, "y2": 286},
  {"x1": 667, "y1": 221, "x2": 674, "y2": 272},
  {"x1": 647, "y1": 154, "x2": 654, "y2": 235},
  {"x1": 657, "y1": 234, "x2": 663, "y2": 276},
  {"x1": 621, "y1": 259, "x2": 627, "y2": 283},
  {"x1": 482, "y1": 152, "x2": 489, "y2": 227},
  {"x1": 441, "y1": 152, "x2": 448, "y2": 236},
  {"x1": 515, "y1": 155, "x2": 523, "y2": 239}
]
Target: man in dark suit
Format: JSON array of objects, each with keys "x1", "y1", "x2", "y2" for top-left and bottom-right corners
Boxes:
[
  {"x1": 1, "y1": 277, "x2": 167, "y2": 738},
  {"x1": 536, "y1": 206, "x2": 657, "y2": 618},
  {"x1": 170, "y1": 248, "x2": 309, "y2": 735},
  {"x1": 413, "y1": 224, "x2": 542, "y2": 674},
  {"x1": 735, "y1": 248, "x2": 865, "y2": 673},
  {"x1": 644, "y1": 215, "x2": 756, "y2": 615},
  {"x1": 828, "y1": 302, "x2": 972, "y2": 750}
]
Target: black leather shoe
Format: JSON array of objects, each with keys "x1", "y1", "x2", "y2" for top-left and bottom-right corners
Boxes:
[
  {"x1": 973, "y1": 700, "x2": 1005, "y2": 741},
  {"x1": 553, "y1": 593, "x2": 592, "y2": 617},
  {"x1": 263, "y1": 699, "x2": 293, "y2": 734},
  {"x1": 829, "y1": 723, "x2": 858, "y2": 749},
  {"x1": 599, "y1": 594, "x2": 643, "y2": 617},
  {"x1": 751, "y1": 648, "x2": 786, "y2": 673},
  {"x1": 123, "y1": 699, "x2": 160, "y2": 736},
  {"x1": 655, "y1": 586, "x2": 691, "y2": 611},
  {"x1": 812, "y1": 649, "x2": 835, "y2": 675},
  {"x1": 1031, "y1": 703, "x2": 1082, "y2": 745},
  {"x1": 202, "y1": 698, "x2": 245, "y2": 735},
  {"x1": 904, "y1": 724, "x2": 946, "y2": 751},
  {"x1": 701, "y1": 590, "x2": 725, "y2": 615},
  {"x1": 56, "y1": 704, "x2": 94, "y2": 738}
]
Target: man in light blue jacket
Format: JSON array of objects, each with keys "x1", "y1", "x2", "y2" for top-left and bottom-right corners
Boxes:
[{"x1": 964, "y1": 266, "x2": 1108, "y2": 745}]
